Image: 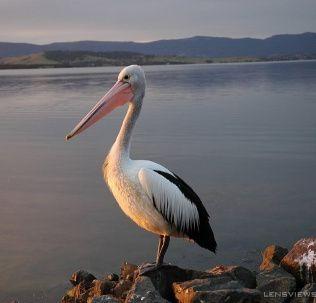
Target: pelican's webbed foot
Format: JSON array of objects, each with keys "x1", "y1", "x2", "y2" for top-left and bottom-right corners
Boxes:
[{"x1": 138, "y1": 262, "x2": 162, "y2": 275}]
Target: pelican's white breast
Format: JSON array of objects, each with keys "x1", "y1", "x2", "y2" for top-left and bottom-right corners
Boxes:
[{"x1": 103, "y1": 156, "x2": 177, "y2": 236}]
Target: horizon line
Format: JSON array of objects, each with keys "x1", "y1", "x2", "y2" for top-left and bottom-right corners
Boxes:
[{"x1": 1, "y1": 31, "x2": 315, "y2": 46}]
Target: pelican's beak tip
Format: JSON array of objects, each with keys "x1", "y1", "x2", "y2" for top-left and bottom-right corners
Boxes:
[{"x1": 65, "y1": 134, "x2": 72, "y2": 141}]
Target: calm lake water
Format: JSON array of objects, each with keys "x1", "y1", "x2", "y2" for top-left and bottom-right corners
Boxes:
[{"x1": 0, "y1": 61, "x2": 316, "y2": 301}]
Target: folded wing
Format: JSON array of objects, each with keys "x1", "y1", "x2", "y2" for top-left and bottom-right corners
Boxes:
[{"x1": 138, "y1": 167, "x2": 217, "y2": 252}]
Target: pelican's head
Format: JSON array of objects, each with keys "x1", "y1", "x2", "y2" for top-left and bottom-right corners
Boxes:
[
  {"x1": 118, "y1": 65, "x2": 146, "y2": 99},
  {"x1": 66, "y1": 65, "x2": 146, "y2": 141}
]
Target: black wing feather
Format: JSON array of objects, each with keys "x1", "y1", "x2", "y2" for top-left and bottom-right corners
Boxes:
[{"x1": 154, "y1": 170, "x2": 217, "y2": 253}]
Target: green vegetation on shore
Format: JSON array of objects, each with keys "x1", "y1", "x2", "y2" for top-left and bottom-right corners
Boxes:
[{"x1": 0, "y1": 50, "x2": 315, "y2": 69}]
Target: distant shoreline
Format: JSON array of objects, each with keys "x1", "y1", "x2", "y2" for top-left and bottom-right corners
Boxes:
[{"x1": 0, "y1": 51, "x2": 315, "y2": 70}]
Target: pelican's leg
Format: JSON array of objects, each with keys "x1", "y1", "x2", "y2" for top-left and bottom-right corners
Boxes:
[
  {"x1": 156, "y1": 235, "x2": 170, "y2": 265},
  {"x1": 156, "y1": 235, "x2": 164, "y2": 260},
  {"x1": 138, "y1": 235, "x2": 166, "y2": 275}
]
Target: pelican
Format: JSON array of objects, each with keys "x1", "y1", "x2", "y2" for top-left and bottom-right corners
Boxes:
[{"x1": 66, "y1": 65, "x2": 217, "y2": 270}]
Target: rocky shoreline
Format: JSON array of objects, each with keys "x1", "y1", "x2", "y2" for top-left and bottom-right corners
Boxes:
[{"x1": 60, "y1": 238, "x2": 316, "y2": 303}]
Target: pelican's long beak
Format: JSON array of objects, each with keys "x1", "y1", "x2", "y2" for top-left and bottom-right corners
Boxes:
[{"x1": 66, "y1": 81, "x2": 133, "y2": 141}]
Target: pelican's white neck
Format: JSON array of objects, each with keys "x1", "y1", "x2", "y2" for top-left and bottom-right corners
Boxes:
[{"x1": 111, "y1": 95, "x2": 143, "y2": 159}]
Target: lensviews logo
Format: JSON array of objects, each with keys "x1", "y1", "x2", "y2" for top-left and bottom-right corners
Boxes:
[{"x1": 264, "y1": 291, "x2": 316, "y2": 298}]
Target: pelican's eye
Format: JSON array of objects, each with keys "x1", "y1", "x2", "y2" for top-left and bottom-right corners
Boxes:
[{"x1": 123, "y1": 74, "x2": 130, "y2": 81}]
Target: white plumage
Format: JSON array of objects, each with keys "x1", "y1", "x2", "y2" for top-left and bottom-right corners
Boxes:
[{"x1": 138, "y1": 167, "x2": 200, "y2": 233}]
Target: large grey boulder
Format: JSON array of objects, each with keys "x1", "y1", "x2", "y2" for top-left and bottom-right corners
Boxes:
[
  {"x1": 173, "y1": 265, "x2": 259, "y2": 303},
  {"x1": 208, "y1": 265, "x2": 257, "y2": 288},
  {"x1": 140, "y1": 264, "x2": 210, "y2": 301},
  {"x1": 173, "y1": 278, "x2": 261, "y2": 303},
  {"x1": 257, "y1": 267, "x2": 296, "y2": 303},
  {"x1": 126, "y1": 276, "x2": 170, "y2": 303}
]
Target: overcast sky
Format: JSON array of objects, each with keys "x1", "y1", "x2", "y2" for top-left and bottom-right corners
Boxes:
[{"x1": 1, "y1": 0, "x2": 316, "y2": 44}]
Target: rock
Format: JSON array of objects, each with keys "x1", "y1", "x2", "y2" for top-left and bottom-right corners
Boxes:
[
  {"x1": 208, "y1": 265, "x2": 257, "y2": 288},
  {"x1": 65, "y1": 284, "x2": 80, "y2": 298},
  {"x1": 260, "y1": 245, "x2": 289, "y2": 271},
  {"x1": 61, "y1": 281, "x2": 91, "y2": 302},
  {"x1": 112, "y1": 279, "x2": 133, "y2": 299},
  {"x1": 90, "y1": 295, "x2": 119, "y2": 303},
  {"x1": 174, "y1": 287, "x2": 262, "y2": 303},
  {"x1": 174, "y1": 278, "x2": 243, "y2": 294},
  {"x1": 62, "y1": 277, "x2": 116, "y2": 303},
  {"x1": 256, "y1": 267, "x2": 296, "y2": 303},
  {"x1": 107, "y1": 273, "x2": 119, "y2": 282},
  {"x1": 172, "y1": 264, "x2": 257, "y2": 303},
  {"x1": 62, "y1": 264, "x2": 209, "y2": 302},
  {"x1": 61, "y1": 294, "x2": 78, "y2": 303},
  {"x1": 281, "y1": 238, "x2": 316, "y2": 285},
  {"x1": 120, "y1": 262, "x2": 138, "y2": 281},
  {"x1": 70, "y1": 270, "x2": 97, "y2": 287},
  {"x1": 173, "y1": 271, "x2": 259, "y2": 303},
  {"x1": 126, "y1": 276, "x2": 169, "y2": 303},
  {"x1": 89, "y1": 279, "x2": 116, "y2": 297},
  {"x1": 291, "y1": 283, "x2": 316, "y2": 303},
  {"x1": 140, "y1": 264, "x2": 210, "y2": 301}
]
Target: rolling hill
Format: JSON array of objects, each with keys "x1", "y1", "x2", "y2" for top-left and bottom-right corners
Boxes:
[
  {"x1": 0, "y1": 51, "x2": 210, "y2": 69},
  {"x1": 1, "y1": 32, "x2": 316, "y2": 59}
]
